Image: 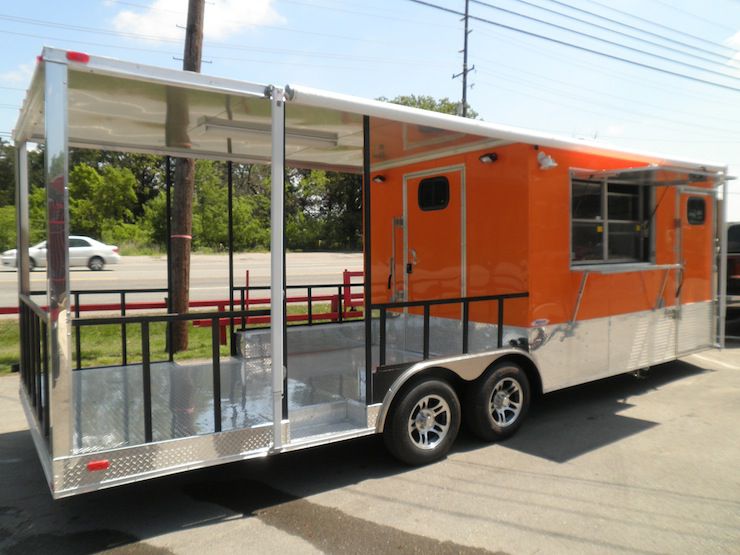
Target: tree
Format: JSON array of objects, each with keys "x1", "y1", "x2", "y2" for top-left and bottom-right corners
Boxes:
[{"x1": 68, "y1": 163, "x2": 137, "y2": 238}]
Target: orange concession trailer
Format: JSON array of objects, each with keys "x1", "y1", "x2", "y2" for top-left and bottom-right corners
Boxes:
[{"x1": 13, "y1": 50, "x2": 731, "y2": 496}]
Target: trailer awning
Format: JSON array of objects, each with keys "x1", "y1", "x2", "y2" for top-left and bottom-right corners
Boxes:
[{"x1": 13, "y1": 48, "x2": 731, "y2": 178}]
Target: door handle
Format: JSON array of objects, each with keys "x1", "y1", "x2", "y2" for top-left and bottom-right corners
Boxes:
[{"x1": 407, "y1": 248, "x2": 418, "y2": 274}]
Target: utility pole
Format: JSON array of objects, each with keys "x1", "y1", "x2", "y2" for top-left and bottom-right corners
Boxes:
[
  {"x1": 452, "y1": 0, "x2": 474, "y2": 117},
  {"x1": 171, "y1": 0, "x2": 205, "y2": 352}
]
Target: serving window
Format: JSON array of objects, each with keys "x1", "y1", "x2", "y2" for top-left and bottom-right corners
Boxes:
[{"x1": 571, "y1": 178, "x2": 651, "y2": 265}]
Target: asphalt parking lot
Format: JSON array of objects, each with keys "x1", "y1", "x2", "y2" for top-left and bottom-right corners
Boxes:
[{"x1": 0, "y1": 347, "x2": 738, "y2": 554}]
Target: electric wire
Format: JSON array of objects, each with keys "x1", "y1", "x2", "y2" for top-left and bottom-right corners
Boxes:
[
  {"x1": 650, "y1": 0, "x2": 737, "y2": 33},
  {"x1": 541, "y1": 0, "x2": 738, "y2": 61},
  {"x1": 472, "y1": 24, "x2": 738, "y2": 106},
  {"x1": 470, "y1": 0, "x2": 740, "y2": 82},
  {"x1": 473, "y1": 57, "x2": 740, "y2": 128},
  {"x1": 474, "y1": 72, "x2": 740, "y2": 140},
  {"x1": 583, "y1": 0, "x2": 738, "y2": 54},
  {"x1": 406, "y1": 0, "x2": 740, "y2": 93},
  {"x1": 506, "y1": 0, "x2": 738, "y2": 68},
  {"x1": 104, "y1": 0, "x2": 390, "y2": 44},
  {"x1": 0, "y1": 22, "x2": 459, "y2": 67}
]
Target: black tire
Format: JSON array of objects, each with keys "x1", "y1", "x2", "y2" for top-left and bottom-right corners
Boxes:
[
  {"x1": 383, "y1": 378, "x2": 461, "y2": 466},
  {"x1": 29, "y1": 258, "x2": 36, "y2": 271},
  {"x1": 464, "y1": 361, "x2": 530, "y2": 442},
  {"x1": 88, "y1": 256, "x2": 105, "y2": 271}
]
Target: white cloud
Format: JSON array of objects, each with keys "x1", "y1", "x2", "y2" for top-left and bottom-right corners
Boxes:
[
  {"x1": 0, "y1": 64, "x2": 33, "y2": 86},
  {"x1": 113, "y1": 0, "x2": 283, "y2": 42}
]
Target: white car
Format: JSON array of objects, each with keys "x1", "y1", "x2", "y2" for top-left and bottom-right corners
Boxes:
[{"x1": 1, "y1": 236, "x2": 121, "y2": 271}]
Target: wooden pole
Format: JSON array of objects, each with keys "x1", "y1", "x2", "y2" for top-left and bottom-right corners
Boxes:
[{"x1": 171, "y1": 0, "x2": 205, "y2": 352}]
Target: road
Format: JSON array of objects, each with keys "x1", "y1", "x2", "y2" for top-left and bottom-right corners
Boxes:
[
  {"x1": 0, "y1": 348, "x2": 739, "y2": 554},
  {"x1": 0, "y1": 253, "x2": 363, "y2": 308}
]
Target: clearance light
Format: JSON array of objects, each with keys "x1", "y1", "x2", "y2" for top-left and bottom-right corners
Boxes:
[
  {"x1": 86, "y1": 459, "x2": 110, "y2": 472},
  {"x1": 372, "y1": 175, "x2": 386, "y2": 183},
  {"x1": 66, "y1": 51, "x2": 91, "y2": 64},
  {"x1": 479, "y1": 152, "x2": 498, "y2": 164}
]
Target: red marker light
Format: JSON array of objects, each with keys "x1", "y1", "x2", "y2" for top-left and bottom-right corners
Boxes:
[
  {"x1": 36, "y1": 55, "x2": 43, "y2": 64},
  {"x1": 66, "y1": 51, "x2": 90, "y2": 64},
  {"x1": 86, "y1": 459, "x2": 110, "y2": 472}
]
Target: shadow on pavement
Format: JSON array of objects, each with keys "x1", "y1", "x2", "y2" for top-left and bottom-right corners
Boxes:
[{"x1": 0, "y1": 359, "x2": 711, "y2": 554}]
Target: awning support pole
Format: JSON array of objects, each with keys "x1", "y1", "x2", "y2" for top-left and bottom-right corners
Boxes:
[
  {"x1": 270, "y1": 88, "x2": 285, "y2": 449},
  {"x1": 718, "y1": 172, "x2": 729, "y2": 348}
]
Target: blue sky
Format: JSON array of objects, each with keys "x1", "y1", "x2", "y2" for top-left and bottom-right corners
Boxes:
[{"x1": 1, "y1": 0, "x2": 739, "y2": 217}]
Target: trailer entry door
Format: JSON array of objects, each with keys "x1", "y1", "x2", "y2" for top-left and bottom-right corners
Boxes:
[
  {"x1": 677, "y1": 189, "x2": 715, "y2": 354},
  {"x1": 403, "y1": 167, "x2": 465, "y2": 308}
]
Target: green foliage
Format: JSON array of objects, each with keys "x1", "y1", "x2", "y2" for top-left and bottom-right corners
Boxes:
[
  {"x1": 68, "y1": 163, "x2": 137, "y2": 238},
  {"x1": 0, "y1": 205, "x2": 15, "y2": 251}
]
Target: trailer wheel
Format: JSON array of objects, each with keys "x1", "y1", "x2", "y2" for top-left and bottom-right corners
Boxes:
[
  {"x1": 465, "y1": 361, "x2": 530, "y2": 442},
  {"x1": 383, "y1": 378, "x2": 460, "y2": 466}
]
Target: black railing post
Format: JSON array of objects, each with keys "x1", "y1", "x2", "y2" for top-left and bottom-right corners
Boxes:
[
  {"x1": 212, "y1": 317, "x2": 222, "y2": 433},
  {"x1": 423, "y1": 305, "x2": 430, "y2": 360},
  {"x1": 33, "y1": 314, "x2": 41, "y2": 413},
  {"x1": 497, "y1": 299, "x2": 505, "y2": 348},
  {"x1": 141, "y1": 321, "x2": 153, "y2": 443},
  {"x1": 240, "y1": 288, "x2": 246, "y2": 329},
  {"x1": 462, "y1": 300, "x2": 469, "y2": 354},
  {"x1": 41, "y1": 321, "x2": 49, "y2": 438},
  {"x1": 74, "y1": 292, "x2": 81, "y2": 370},
  {"x1": 379, "y1": 307, "x2": 387, "y2": 366},
  {"x1": 337, "y1": 286, "x2": 343, "y2": 323},
  {"x1": 307, "y1": 286, "x2": 313, "y2": 325},
  {"x1": 121, "y1": 292, "x2": 127, "y2": 366}
]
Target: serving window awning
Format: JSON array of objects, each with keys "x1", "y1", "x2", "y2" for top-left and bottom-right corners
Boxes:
[{"x1": 570, "y1": 165, "x2": 730, "y2": 187}]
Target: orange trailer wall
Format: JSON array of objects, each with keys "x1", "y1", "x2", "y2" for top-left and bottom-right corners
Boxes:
[
  {"x1": 528, "y1": 146, "x2": 713, "y2": 326},
  {"x1": 370, "y1": 143, "x2": 714, "y2": 328},
  {"x1": 370, "y1": 143, "x2": 530, "y2": 328}
]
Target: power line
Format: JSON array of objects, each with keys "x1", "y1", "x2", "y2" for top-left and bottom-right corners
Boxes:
[
  {"x1": 0, "y1": 23, "x2": 458, "y2": 67},
  {"x1": 506, "y1": 0, "x2": 738, "y2": 68},
  {"x1": 583, "y1": 0, "x2": 738, "y2": 55},
  {"x1": 105, "y1": 0, "x2": 389, "y2": 45},
  {"x1": 475, "y1": 67, "x2": 740, "y2": 138},
  {"x1": 650, "y1": 0, "x2": 738, "y2": 33},
  {"x1": 406, "y1": 0, "x2": 740, "y2": 93},
  {"x1": 474, "y1": 56, "x2": 740, "y2": 128},
  {"x1": 470, "y1": 0, "x2": 740, "y2": 83},
  {"x1": 473, "y1": 24, "x2": 738, "y2": 106},
  {"x1": 543, "y1": 0, "x2": 738, "y2": 61}
]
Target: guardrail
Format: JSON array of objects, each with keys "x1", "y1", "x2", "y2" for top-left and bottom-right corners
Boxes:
[{"x1": 372, "y1": 292, "x2": 529, "y2": 366}]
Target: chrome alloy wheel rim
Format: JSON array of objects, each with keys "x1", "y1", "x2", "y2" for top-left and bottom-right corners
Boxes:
[
  {"x1": 407, "y1": 394, "x2": 451, "y2": 450},
  {"x1": 489, "y1": 377, "x2": 523, "y2": 427}
]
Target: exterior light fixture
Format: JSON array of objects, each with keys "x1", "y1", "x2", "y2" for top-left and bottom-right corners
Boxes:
[
  {"x1": 196, "y1": 116, "x2": 339, "y2": 148},
  {"x1": 537, "y1": 151, "x2": 558, "y2": 170},
  {"x1": 372, "y1": 175, "x2": 386, "y2": 183},
  {"x1": 479, "y1": 152, "x2": 498, "y2": 163}
]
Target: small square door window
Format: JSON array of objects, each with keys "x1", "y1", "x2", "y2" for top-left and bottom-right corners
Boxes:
[
  {"x1": 687, "y1": 197, "x2": 705, "y2": 225},
  {"x1": 418, "y1": 176, "x2": 449, "y2": 211}
]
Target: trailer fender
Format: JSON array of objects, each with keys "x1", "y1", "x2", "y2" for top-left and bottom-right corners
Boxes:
[{"x1": 374, "y1": 348, "x2": 541, "y2": 433}]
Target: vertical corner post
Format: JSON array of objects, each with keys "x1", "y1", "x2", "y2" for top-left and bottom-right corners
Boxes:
[
  {"x1": 270, "y1": 88, "x2": 286, "y2": 448},
  {"x1": 718, "y1": 172, "x2": 728, "y2": 348},
  {"x1": 363, "y1": 115, "x2": 372, "y2": 404},
  {"x1": 44, "y1": 59, "x2": 72, "y2": 458},
  {"x1": 15, "y1": 142, "x2": 30, "y2": 296}
]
